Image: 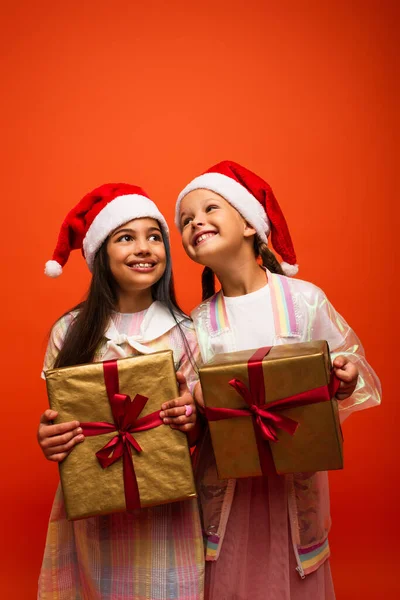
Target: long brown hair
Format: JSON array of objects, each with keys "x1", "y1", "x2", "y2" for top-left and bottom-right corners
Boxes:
[
  {"x1": 201, "y1": 237, "x2": 284, "y2": 300},
  {"x1": 54, "y1": 227, "x2": 195, "y2": 369}
]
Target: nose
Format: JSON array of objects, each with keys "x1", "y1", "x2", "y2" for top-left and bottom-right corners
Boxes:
[
  {"x1": 133, "y1": 238, "x2": 151, "y2": 255},
  {"x1": 191, "y1": 214, "x2": 205, "y2": 228}
]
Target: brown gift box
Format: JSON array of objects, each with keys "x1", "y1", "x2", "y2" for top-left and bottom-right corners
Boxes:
[
  {"x1": 199, "y1": 340, "x2": 343, "y2": 478},
  {"x1": 45, "y1": 350, "x2": 196, "y2": 520}
]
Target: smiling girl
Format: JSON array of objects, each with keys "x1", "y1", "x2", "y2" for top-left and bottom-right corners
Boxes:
[
  {"x1": 37, "y1": 183, "x2": 204, "y2": 600},
  {"x1": 175, "y1": 161, "x2": 381, "y2": 600}
]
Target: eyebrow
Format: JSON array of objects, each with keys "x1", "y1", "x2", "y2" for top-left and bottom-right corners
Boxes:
[
  {"x1": 181, "y1": 197, "x2": 221, "y2": 217},
  {"x1": 112, "y1": 226, "x2": 162, "y2": 238}
]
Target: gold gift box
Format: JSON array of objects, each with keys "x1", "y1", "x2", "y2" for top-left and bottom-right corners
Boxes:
[
  {"x1": 45, "y1": 350, "x2": 197, "y2": 519},
  {"x1": 199, "y1": 341, "x2": 343, "y2": 478}
]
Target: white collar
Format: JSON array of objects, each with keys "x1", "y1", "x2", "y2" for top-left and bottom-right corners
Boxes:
[{"x1": 104, "y1": 300, "x2": 186, "y2": 346}]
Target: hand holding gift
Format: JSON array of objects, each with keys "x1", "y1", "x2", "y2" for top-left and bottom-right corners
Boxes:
[
  {"x1": 37, "y1": 409, "x2": 84, "y2": 462},
  {"x1": 159, "y1": 371, "x2": 197, "y2": 432},
  {"x1": 333, "y1": 356, "x2": 359, "y2": 400}
]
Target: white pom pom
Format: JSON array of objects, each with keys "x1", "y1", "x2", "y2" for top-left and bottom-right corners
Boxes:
[
  {"x1": 281, "y1": 262, "x2": 299, "y2": 277},
  {"x1": 45, "y1": 260, "x2": 63, "y2": 278}
]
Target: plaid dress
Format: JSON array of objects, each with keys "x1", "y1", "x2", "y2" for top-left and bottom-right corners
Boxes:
[{"x1": 38, "y1": 303, "x2": 204, "y2": 600}]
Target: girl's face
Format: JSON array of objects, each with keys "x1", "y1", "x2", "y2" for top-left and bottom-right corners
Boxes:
[
  {"x1": 179, "y1": 189, "x2": 256, "y2": 268},
  {"x1": 106, "y1": 218, "x2": 166, "y2": 293}
]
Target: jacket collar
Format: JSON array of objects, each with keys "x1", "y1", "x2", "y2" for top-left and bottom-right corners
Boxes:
[
  {"x1": 104, "y1": 300, "x2": 186, "y2": 345},
  {"x1": 208, "y1": 269, "x2": 299, "y2": 337}
]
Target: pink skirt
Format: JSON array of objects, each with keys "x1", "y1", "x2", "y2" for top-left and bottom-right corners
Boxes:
[{"x1": 204, "y1": 475, "x2": 335, "y2": 600}]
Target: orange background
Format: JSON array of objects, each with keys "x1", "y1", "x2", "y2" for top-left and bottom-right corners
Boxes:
[{"x1": 1, "y1": 1, "x2": 398, "y2": 597}]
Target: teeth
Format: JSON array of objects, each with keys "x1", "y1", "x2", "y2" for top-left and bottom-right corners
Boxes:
[
  {"x1": 196, "y1": 233, "x2": 215, "y2": 245},
  {"x1": 131, "y1": 263, "x2": 153, "y2": 268}
]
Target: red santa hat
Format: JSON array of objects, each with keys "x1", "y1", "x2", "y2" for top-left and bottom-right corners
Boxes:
[
  {"x1": 45, "y1": 182, "x2": 169, "y2": 277},
  {"x1": 175, "y1": 160, "x2": 298, "y2": 276}
]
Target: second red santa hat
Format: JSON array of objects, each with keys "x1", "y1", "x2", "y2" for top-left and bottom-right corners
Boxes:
[{"x1": 175, "y1": 160, "x2": 298, "y2": 276}]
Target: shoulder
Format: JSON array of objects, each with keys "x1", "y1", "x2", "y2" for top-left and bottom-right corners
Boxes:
[
  {"x1": 42, "y1": 309, "x2": 81, "y2": 374},
  {"x1": 52, "y1": 309, "x2": 80, "y2": 331},
  {"x1": 49, "y1": 309, "x2": 80, "y2": 344},
  {"x1": 277, "y1": 274, "x2": 328, "y2": 302},
  {"x1": 190, "y1": 295, "x2": 214, "y2": 322}
]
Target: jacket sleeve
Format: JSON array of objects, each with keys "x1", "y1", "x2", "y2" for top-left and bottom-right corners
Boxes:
[
  {"x1": 308, "y1": 286, "x2": 381, "y2": 421},
  {"x1": 41, "y1": 313, "x2": 76, "y2": 377},
  {"x1": 174, "y1": 321, "x2": 201, "y2": 395},
  {"x1": 174, "y1": 322, "x2": 205, "y2": 446}
]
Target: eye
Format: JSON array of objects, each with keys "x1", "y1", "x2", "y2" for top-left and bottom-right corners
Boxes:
[
  {"x1": 205, "y1": 204, "x2": 219, "y2": 213},
  {"x1": 181, "y1": 216, "x2": 193, "y2": 228},
  {"x1": 149, "y1": 233, "x2": 162, "y2": 242},
  {"x1": 116, "y1": 234, "x2": 133, "y2": 242}
]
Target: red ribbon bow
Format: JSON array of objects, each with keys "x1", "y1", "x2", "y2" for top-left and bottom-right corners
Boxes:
[
  {"x1": 80, "y1": 360, "x2": 163, "y2": 510},
  {"x1": 205, "y1": 347, "x2": 340, "y2": 475},
  {"x1": 226, "y1": 378, "x2": 300, "y2": 443}
]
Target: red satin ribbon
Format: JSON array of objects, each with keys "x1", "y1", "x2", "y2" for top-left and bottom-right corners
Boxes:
[
  {"x1": 205, "y1": 347, "x2": 340, "y2": 475},
  {"x1": 80, "y1": 360, "x2": 163, "y2": 510}
]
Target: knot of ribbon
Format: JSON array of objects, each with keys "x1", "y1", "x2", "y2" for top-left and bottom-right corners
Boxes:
[
  {"x1": 80, "y1": 360, "x2": 163, "y2": 510},
  {"x1": 228, "y1": 376, "x2": 299, "y2": 443}
]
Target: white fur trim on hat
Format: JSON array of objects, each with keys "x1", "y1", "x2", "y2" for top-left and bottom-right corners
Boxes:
[
  {"x1": 83, "y1": 194, "x2": 169, "y2": 271},
  {"x1": 280, "y1": 262, "x2": 299, "y2": 276},
  {"x1": 45, "y1": 260, "x2": 63, "y2": 278},
  {"x1": 176, "y1": 172, "x2": 270, "y2": 243}
]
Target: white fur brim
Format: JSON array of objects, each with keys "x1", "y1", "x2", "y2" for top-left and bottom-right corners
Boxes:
[
  {"x1": 83, "y1": 194, "x2": 169, "y2": 271},
  {"x1": 175, "y1": 172, "x2": 269, "y2": 243},
  {"x1": 45, "y1": 260, "x2": 63, "y2": 278},
  {"x1": 281, "y1": 262, "x2": 299, "y2": 276}
]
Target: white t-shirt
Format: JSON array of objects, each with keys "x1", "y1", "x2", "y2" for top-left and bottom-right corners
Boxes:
[{"x1": 223, "y1": 284, "x2": 275, "y2": 351}]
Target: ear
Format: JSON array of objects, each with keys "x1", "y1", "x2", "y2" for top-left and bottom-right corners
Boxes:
[{"x1": 243, "y1": 220, "x2": 257, "y2": 238}]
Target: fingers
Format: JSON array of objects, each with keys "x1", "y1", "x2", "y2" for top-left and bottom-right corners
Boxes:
[
  {"x1": 165, "y1": 412, "x2": 196, "y2": 426},
  {"x1": 335, "y1": 380, "x2": 357, "y2": 400},
  {"x1": 160, "y1": 389, "x2": 196, "y2": 429},
  {"x1": 44, "y1": 435, "x2": 85, "y2": 456},
  {"x1": 40, "y1": 429, "x2": 84, "y2": 462},
  {"x1": 46, "y1": 451, "x2": 70, "y2": 462},
  {"x1": 40, "y1": 409, "x2": 59, "y2": 424},
  {"x1": 161, "y1": 392, "x2": 192, "y2": 412},
  {"x1": 169, "y1": 422, "x2": 195, "y2": 432},
  {"x1": 176, "y1": 371, "x2": 190, "y2": 396},
  {"x1": 333, "y1": 357, "x2": 358, "y2": 400},
  {"x1": 160, "y1": 375, "x2": 198, "y2": 430},
  {"x1": 333, "y1": 355, "x2": 347, "y2": 370},
  {"x1": 41, "y1": 427, "x2": 83, "y2": 449},
  {"x1": 160, "y1": 405, "x2": 196, "y2": 424},
  {"x1": 37, "y1": 412, "x2": 84, "y2": 462},
  {"x1": 161, "y1": 406, "x2": 186, "y2": 418},
  {"x1": 336, "y1": 365, "x2": 358, "y2": 384},
  {"x1": 37, "y1": 419, "x2": 81, "y2": 442},
  {"x1": 334, "y1": 357, "x2": 358, "y2": 383},
  {"x1": 160, "y1": 396, "x2": 195, "y2": 419}
]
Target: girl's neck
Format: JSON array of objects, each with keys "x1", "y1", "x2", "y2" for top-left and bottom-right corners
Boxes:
[
  {"x1": 116, "y1": 288, "x2": 154, "y2": 314},
  {"x1": 214, "y1": 256, "x2": 267, "y2": 297}
]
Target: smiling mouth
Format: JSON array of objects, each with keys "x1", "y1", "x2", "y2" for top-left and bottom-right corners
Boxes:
[
  {"x1": 126, "y1": 262, "x2": 157, "y2": 271},
  {"x1": 194, "y1": 232, "x2": 217, "y2": 247}
]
